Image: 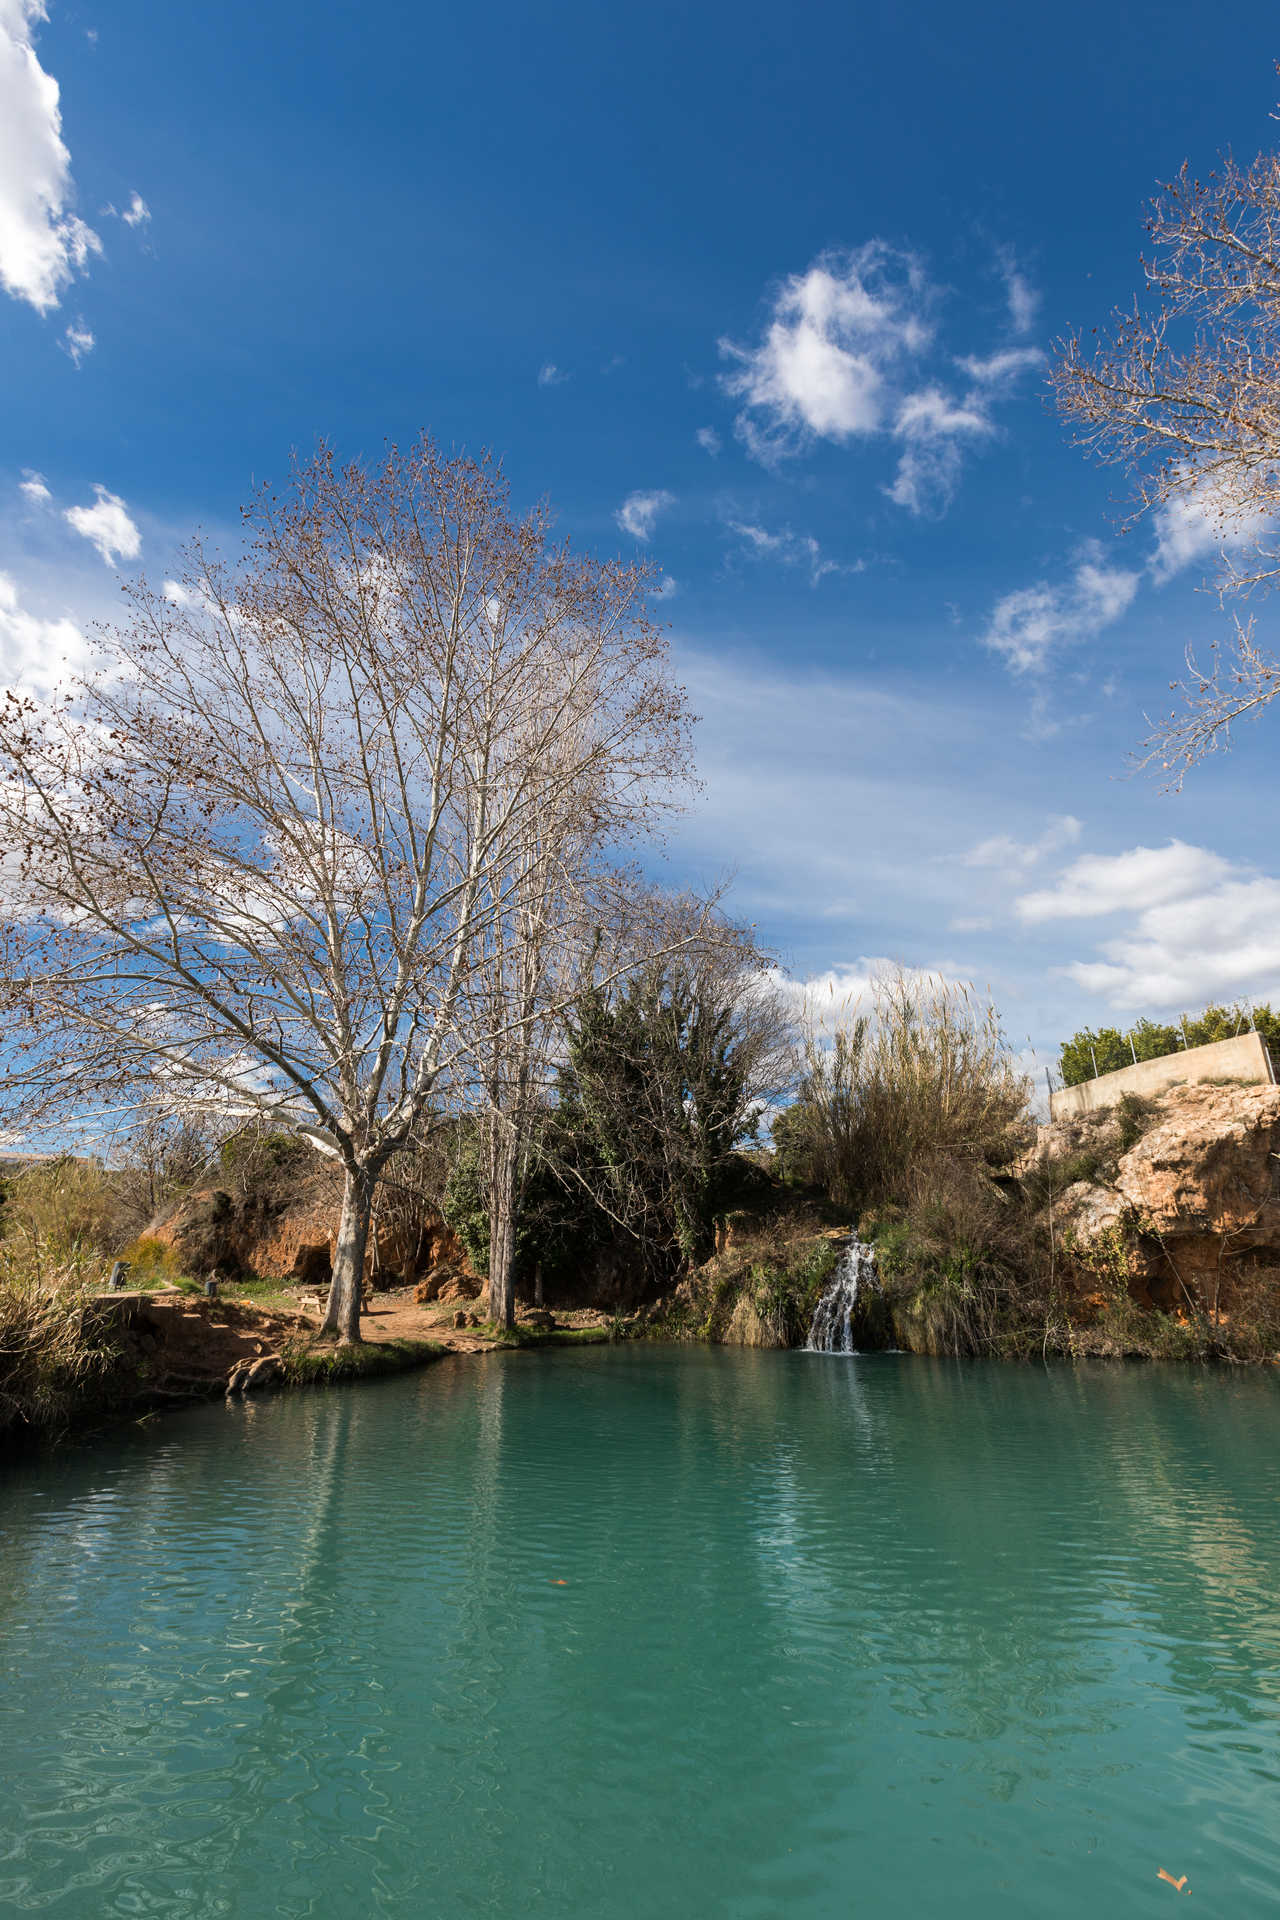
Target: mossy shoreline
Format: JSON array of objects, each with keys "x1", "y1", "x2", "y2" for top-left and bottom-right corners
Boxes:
[{"x1": 0, "y1": 1294, "x2": 625, "y2": 1456}]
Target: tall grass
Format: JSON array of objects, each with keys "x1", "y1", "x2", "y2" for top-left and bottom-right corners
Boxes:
[
  {"x1": 0, "y1": 1242, "x2": 125, "y2": 1440},
  {"x1": 789, "y1": 968, "x2": 1032, "y2": 1211}
]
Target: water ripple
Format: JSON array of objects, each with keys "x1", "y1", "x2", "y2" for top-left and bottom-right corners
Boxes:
[{"x1": 3, "y1": 1351, "x2": 1280, "y2": 1915}]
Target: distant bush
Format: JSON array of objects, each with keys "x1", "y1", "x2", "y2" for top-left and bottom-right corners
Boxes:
[
  {"x1": 2, "y1": 1157, "x2": 124, "y2": 1267},
  {"x1": 120, "y1": 1235, "x2": 183, "y2": 1283},
  {"x1": 1059, "y1": 1002, "x2": 1280, "y2": 1087}
]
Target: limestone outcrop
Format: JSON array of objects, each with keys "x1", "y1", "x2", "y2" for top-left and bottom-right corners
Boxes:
[{"x1": 1044, "y1": 1081, "x2": 1280, "y2": 1305}]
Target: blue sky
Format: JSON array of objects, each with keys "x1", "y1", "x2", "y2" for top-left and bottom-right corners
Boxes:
[{"x1": 4, "y1": 0, "x2": 1280, "y2": 1083}]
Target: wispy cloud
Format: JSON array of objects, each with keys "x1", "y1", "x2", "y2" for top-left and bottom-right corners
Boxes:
[
  {"x1": 696, "y1": 426, "x2": 721, "y2": 457},
  {"x1": 64, "y1": 486, "x2": 141, "y2": 566},
  {"x1": 122, "y1": 190, "x2": 149, "y2": 228},
  {"x1": 962, "y1": 814, "x2": 1083, "y2": 872},
  {"x1": 1017, "y1": 841, "x2": 1232, "y2": 923},
  {"x1": 999, "y1": 250, "x2": 1039, "y2": 335},
  {"x1": 723, "y1": 517, "x2": 853, "y2": 586},
  {"x1": 956, "y1": 346, "x2": 1044, "y2": 386},
  {"x1": 19, "y1": 469, "x2": 51, "y2": 505},
  {"x1": 616, "y1": 489, "x2": 675, "y2": 542},
  {"x1": 720, "y1": 243, "x2": 930, "y2": 461},
  {"x1": 886, "y1": 385, "x2": 993, "y2": 517},
  {"x1": 981, "y1": 546, "x2": 1139, "y2": 674},
  {"x1": 61, "y1": 317, "x2": 94, "y2": 366},
  {"x1": 0, "y1": 0, "x2": 102, "y2": 312},
  {"x1": 537, "y1": 362, "x2": 567, "y2": 387}
]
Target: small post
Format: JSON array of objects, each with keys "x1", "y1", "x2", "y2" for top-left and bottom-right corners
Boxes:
[
  {"x1": 1180, "y1": 1015, "x2": 1190, "y2": 1050},
  {"x1": 1129, "y1": 1032, "x2": 1138, "y2": 1066},
  {"x1": 1089, "y1": 1043, "x2": 1099, "y2": 1080}
]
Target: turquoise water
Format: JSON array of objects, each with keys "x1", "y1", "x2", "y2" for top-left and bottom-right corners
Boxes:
[{"x1": 2, "y1": 1350, "x2": 1280, "y2": 1918}]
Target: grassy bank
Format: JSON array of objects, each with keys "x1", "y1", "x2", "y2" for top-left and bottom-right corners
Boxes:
[
  {"x1": 0, "y1": 1272, "x2": 138, "y2": 1444},
  {"x1": 280, "y1": 1337, "x2": 448, "y2": 1385}
]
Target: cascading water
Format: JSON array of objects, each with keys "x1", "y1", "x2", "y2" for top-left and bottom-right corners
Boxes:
[{"x1": 805, "y1": 1236, "x2": 876, "y2": 1353}]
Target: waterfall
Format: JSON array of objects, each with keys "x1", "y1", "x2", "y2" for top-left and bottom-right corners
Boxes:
[{"x1": 805, "y1": 1237, "x2": 876, "y2": 1354}]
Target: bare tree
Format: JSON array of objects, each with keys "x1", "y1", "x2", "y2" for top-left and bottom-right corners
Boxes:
[
  {"x1": 0, "y1": 436, "x2": 691, "y2": 1341},
  {"x1": 1053, "y1": 110, "x2": 1280, "y2": 776}
]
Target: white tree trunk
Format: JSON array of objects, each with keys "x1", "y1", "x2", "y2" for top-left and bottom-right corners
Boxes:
[
  {"x1": 486, "y1": 1131, "x2": 518, "y2": 1330},
  {"x1": 322, "y1": 1166, "x2": 374, "y2": 1345}
]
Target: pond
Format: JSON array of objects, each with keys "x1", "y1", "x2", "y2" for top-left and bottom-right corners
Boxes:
[{"x1": 2, "y1": 1347, "x2": 1279, "y2": 1917}]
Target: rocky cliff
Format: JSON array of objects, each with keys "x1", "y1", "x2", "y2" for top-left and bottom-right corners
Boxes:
[{"x1": 1039, "y1": 1081, "x2": 1280, "y2": 1318}]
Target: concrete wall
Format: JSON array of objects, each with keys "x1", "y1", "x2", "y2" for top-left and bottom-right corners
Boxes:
[{"x1": 1049, "y1": 1029, "x2": 1275, "y2": 1121}]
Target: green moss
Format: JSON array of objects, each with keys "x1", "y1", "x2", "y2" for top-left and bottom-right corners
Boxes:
[
  {"x1": 472, "y1": 1320, "x2": 612, "y2": 1348},
  {"x1": 280, "y1": 1338, "x2": 446, "y2": 1386}
]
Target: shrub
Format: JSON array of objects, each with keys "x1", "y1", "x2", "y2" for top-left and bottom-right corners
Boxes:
[
  {"x1": 779, "y1": 968, "x2": 1032, "y2": 1213},
  {"x1": 1059, "y1": 1003, "x2": 1280, "y2": 1087},
  {"x1": 0, "y1": 1246, "x2": 126, "y2": 1439},
  {"x1": 2, "y1": 1157, "x2": 125, "y2": 1266}
]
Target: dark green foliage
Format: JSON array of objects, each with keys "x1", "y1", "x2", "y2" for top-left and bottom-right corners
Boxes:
[
  {"x1": 442, "y1": 1137, "x2": 491, "y2": 1277},
  {"x1": 1060, "y1": 1003, "x2": 1280, "y2": 1086},
  {"x1": 549, "y1": 961, "x2": 770, "y2": 1285}
]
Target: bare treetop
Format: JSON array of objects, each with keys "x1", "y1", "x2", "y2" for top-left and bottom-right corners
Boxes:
[
  {"x1": 0, "y1": 435, "x2": 695, "y2": 1338},
  {"x1": 1054, "y1": 104, "x2": 1280, "y2": 778},
  {"x1": 1055, "y1": 149, "x2": 1280, "y2": 565}
]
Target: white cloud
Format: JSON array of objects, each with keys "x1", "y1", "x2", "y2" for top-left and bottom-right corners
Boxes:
[
  {"x1": 0, "y1": 568, "x2": 87, "y2": 693},
  {"x1": 718, "y1": 243, "x2": 1041, "y2": 513},
  {"x1": 962, "y1": 814, "x2": 1083, "y2": 871},
  {"x1": 696, "y1": 426, "x2": 721, "y2": 457},
  {"x1": 719, "y1": 243, "x2": 930, "y2": 461},
  {"x1": 64, "y1": 485, "x2": 141, "y2": 566},
  {"x1": 981, "y1": 547, "x2": 1139, "y2": 674},
  {"x1": 887, "y1": 385, "x2": 994, "y2": 516},
  {"x1": 1000, "y1": 253, "x2": 1039, "y2": 334},
  {"x1": 1018, "y1": 839, "x2": 1280, "y2": 1012},
  {"x1": 656, "y1": 576, "x2": 679, "y2": 599},
  {"x1": 162, "y1": 578, "x2": 204, "y2": 609},
  {"x1": 0, "y1": 0, "x2": 102, "y2": 312},
  {"x1": 724, "y1": 518, "x2": 849, "y2": 587},
  {"x1": 537, "y1": 362, "x2": 566, "y2": 387},
  {"x1": 19, "y1": 468, "x2": 50, "y2": 504},
  {"x1": 61, "y1": 316, "x2": 93, "y2": 364},
  {"x1": 773, "y1": 959, "x2": 978, "y2": 1025},
  {"x1": 1148, "y1": 473, "x2": 1277, "y2": 583},
  {"x1": 956, "y1": 346, "x2": 1044, "y2": 386},
  {"x1": 121, "y1": 190, "x2": 149, "y2": 227},
  {"x1": 616, "y1": 489, "x2": 675, "y2": 542},
  {"x1": 1017, "y1": 840, "x2": 1232, "y2": 923}
]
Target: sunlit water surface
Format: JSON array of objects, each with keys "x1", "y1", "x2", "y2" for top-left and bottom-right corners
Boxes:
[{"x1": 3, "y1": 1348, "x2": 1280, "y2": 1917}]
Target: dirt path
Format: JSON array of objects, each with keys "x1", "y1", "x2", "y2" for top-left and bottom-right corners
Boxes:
[{"x1": 288, "y1": 1286, "x2": 611, "y2": 1353}]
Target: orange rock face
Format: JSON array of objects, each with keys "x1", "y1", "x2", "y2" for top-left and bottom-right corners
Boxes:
[
  {"x1": 1046, "y1": 1082, "x2": 1280, "y2": 1307},
  {"x1": 145, "y1": 1168, "x2": 470, "y2": 1290},
  {"x1": 1114, "y1": 1083, "x2": 1280, "y2": 1261}
]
